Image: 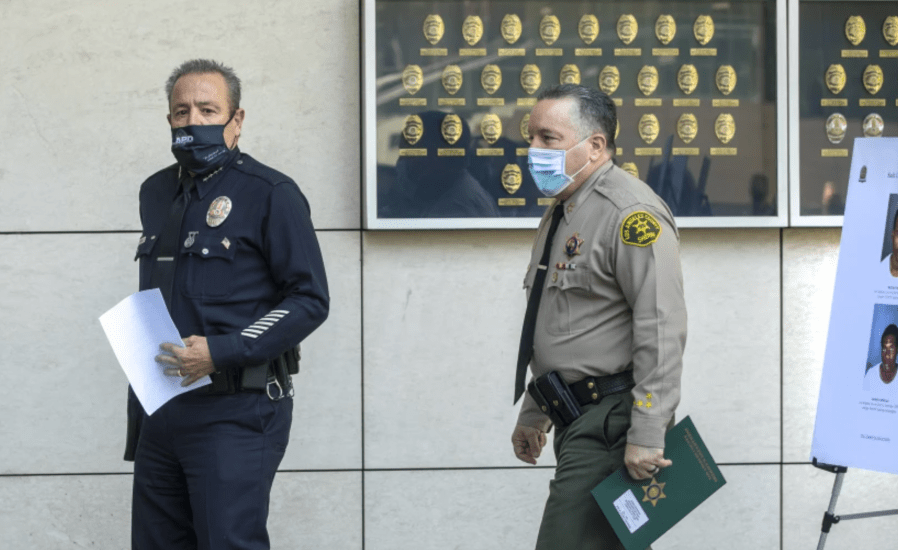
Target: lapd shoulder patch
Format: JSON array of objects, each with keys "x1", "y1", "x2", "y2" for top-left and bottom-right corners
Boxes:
[{"x1": 620, "y1": 211, "x2": 662, "y2": 247}]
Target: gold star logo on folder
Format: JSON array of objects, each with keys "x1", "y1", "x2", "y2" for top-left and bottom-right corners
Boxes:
[{"x1": 642, "y1": 477, "x2": 667, "y2": 507}]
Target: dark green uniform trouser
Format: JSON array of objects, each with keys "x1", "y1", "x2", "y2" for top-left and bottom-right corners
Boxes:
[{"x1": 535, "y1": 392, "x2": 651, "y2": 550}]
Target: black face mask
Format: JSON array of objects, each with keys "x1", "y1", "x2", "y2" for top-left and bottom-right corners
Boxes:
[{"x1": 170, "y1": 113, "x2": 238, "y2": 175}]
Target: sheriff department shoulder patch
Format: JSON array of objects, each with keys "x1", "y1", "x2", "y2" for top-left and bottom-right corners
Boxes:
[{"x1": 620, "y1": 211, "x2": 662, "y2": 247}]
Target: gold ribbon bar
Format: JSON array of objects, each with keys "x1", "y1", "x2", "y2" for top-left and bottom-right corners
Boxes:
[
  {"x1": 672, "y1": 148, "x2": 700, "y2": 156},
  {"x1": 399, "y1": 98, "x2": 427, "y2": 106},
  {"x1": 535, "y1": 48, "x2": 563, "y2": 56},
  {"x1": 653, "y1": 48, "x2": 679, "y2": 56},
  {"x1": 459, "y1": 48, "x2": 486, "y2": 56},
  {"x1": 821, "y1": 149, "x2": 849, "y2": 157},
  {"x1": 820, "y1": 99, "x2": 847, "y2": 107},
  {"x1": 420, "y1": 48, "x2": 448, "y2": 56},
  {"x1": 498, "y1": 198, "x2": 526, "y2": 206},
  {"x1": 841, "y1": 49, "x2": 868, "y2": 58},
  {"x1": 860, "y1": 99, "x2": 886, "y2": 107},
  {"x1": 476, "y1": 148, "x2": 504, "y2": 156},
  {"x1": 477, "y1": 98, "x2": 504, "y2": 106},
  {"x1": 673, "y1": 99, "x2": 700, "y2": 107},
  {"x1": 691, "y1": 48, "x2": 717, "y2": 56},
  {"x1": 399, "y1": 149, "x2": 428, "y2": 157},
  {"x1": 710, "y1": 148, "x2": 737, "y2": 156},
  {"x1": 635, "y1": 98, "x2": 662, "y2": 107},
  {"x1": 516, "y1": 148, "x2": 529, "y2": 156},
  {"x1": 437, "y1": 148, "x2": 465, "y2": 157},
  {"x1": 615, "y1": 48, "x2": 642, "y2": 56},
  {"x1": 635, "y1": 148, "x2": 662, "y2": 156},
  {"x1": 575, "y1": 48, "x2": 602, "y2": 56},
  {"x1": 881, "y1": 50, "x2": 898, "y2": 58},
  {"x1": 498, "y1": 48, "x2": 526, "y2": 56},
  {"x1": 517, "y1": 98, "x2": 537, "y2": 106}
]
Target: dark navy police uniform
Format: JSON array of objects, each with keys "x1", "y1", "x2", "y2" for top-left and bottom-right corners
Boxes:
[{"x1": 128, "y1": 150, "x2": 329, "y2": 550}]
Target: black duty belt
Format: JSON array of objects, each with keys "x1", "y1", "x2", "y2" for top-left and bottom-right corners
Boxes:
[
  {"x1": 568, "y1": 370, "x2": 635, "y2": 406},
  {"x1": 527, "y1": 369, "x2": 635, "y2": 428}
]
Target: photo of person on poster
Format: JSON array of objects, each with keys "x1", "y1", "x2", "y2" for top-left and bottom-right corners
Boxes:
[
  {"x1": 880, "y1": 194, "x2": 898, "y2": 279},
  {"x1": 864, "y1": 311, "x2": 898, "y2": 393}
]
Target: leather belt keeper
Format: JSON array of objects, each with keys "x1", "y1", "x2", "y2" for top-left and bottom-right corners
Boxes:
[{"x1": 528, "y1": 369, "x2": 635, "y2": 428}]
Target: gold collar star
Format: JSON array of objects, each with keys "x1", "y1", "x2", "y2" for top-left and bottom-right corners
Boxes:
[{"x1": 642, "y1": 477, "x2": 667, "y2": 507}]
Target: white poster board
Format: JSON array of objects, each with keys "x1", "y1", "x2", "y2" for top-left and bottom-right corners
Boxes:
[{"x1": 812, "y1": 138, "x2": 898, "y2": 474}]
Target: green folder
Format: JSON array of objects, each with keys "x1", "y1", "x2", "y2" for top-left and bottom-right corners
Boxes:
[{"x1": 590, "y1": 416, "x2": 726, "y2": 550}]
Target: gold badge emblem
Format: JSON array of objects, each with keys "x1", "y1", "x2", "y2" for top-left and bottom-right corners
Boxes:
[
  {"x1": 560, "y1": 64, "x2": 581, "y2": 85},
  {"x1": 441, "y1": 65, "x2": 463, "y2": 95},
  {"x1": 655, "y1": 15, "x2": 676, "y2": 45},
  {"x1": 520, "y1": 114, "x2": 531, "y2": 143},
  {"x1": 621, "y1": 162, "x2": 639, "y2": 179},
  {"x1": 825, "y1": 113, "x2": 847, "y2": 144},
  {"x1": 716, "y1": 65, "x2": 737, "y2": 95},
  {"x1": 520, "y1": 64, "x2": 542, "y2": 95},
  {"x1": 441, "y1": 114, "x2": 463, "y2": 145},
  {"x1": 863, "y1": 113, "x2": 884, "y2": 137},
  {"x1": 884, "y1": 16, "x2": 898, "y2": 46},
  {"x1": 599, "y1": 65, "x2": 620, "y2": 95},
  {"x1": 481, "y1": 64, "x2": 502, "y2": 95},
  {"x1": 621, "y1": 211, "x2": 662, "y2": 247},
  {"x1": 402, "y1": 115, "x2": 424, "y2": 145},
  {"x1": 824, "y1": 64, "x2": 846, "y2": 95},
  {"x1": 462, "y1": 15, "x2": 484, "y2": 46},
  {"x1": 207, "y1": 197, "x2": 232, "y2": 228},
  {"x1": 401, "y1": 65, "x2": 423, "y2": 95},
  {"x1": 540, "y1": 15, "x2": 561, "y2": 45},
  {"x1": 422, "y1": 14, "x2": 445, "y2": 45},
  {"x1": 863, "y1": 64, "x2": 884, "y2": 95},
  {"x1": 677, "y1": 64, "x2": 698, "y2": 95},
  {"x1": 677, "y1": 113, "x2": 698, "y2": 144},
  {"x1": 578, "y1": 15, "x2": 599, "y2": 44},
  {"x1": 845, "y1": 15, "x2": 866, "y2": 46},
  {"x1": 642, "y1": 476, "x2": 667, "y2": 507},
  {"x1": 481, "y1": 114, "x2": 502, "y2": 145},
  {"x1": 714, "y1": 113, "x2": 736, "y2": 144},
  {"x1": 694, "y1": 15, "x2": 714, "y2": 45},
  {"x1": 501, "y1": 164, "x2": 522, "y2": 195},
  {"x1": 637, "y1": 65, "x2": 659, "y2": 96},
  {"x1": 617, "y1": 14, "x2": 638, "y2": 44},
  {"x1": 501, "y1": 14, "x2": 522, "y2": 44},
  {"x1": 638, "y1": 114, "x2": 659, "y2": 144},
  {"x1": 564, "y1": 233, "x2": 584, "y2": 257}
]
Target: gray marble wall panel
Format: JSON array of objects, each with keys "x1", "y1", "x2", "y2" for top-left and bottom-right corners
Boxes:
[
  {"x1": 0, "y1": 0, "x2": 359, "y2": 232},
  {"x1": 677, "y1": 229, "x2": 782, "y2": 463},
  {"x1": 782, "y1": 228, "x2": 841, "y2": 462}
]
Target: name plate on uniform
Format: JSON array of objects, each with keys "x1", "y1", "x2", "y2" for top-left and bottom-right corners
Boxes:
[
  {"x1": 820, "y1": 98, "x2": 848, "y2": 107},
  {"x1": 459, "y1": 48, "x2": 486, "y2": 56},
  {"x1": 860, "y1": 99, "x2": 886, "y2": 107},
  {"x1": 635, "y1": 98, "x2": 662, "y2": 107},
  {"x1": 653, "y1": 48, "x2": 679, "y2": 56},
  {"x1": 399, "y1": 149, "x2": 427, "y2": 157},
  {"x1": 635, "y1": 147, "x2": 662, "y2": 156},
  {"x1": 691, "y1": 48, "x2": 717, "y2": 56},
  {"x1": 673, "y1": 98, "x2": 700, "y2": 107},
  {"x1": 536, "y1": 48, "x2": 563, "y2": 56},
  {"x1": 710, "y1": 148, "x2": 737, "y2": 156},
  {"x1": 575, "y1": 48, "x2": 602, "y2": 56},
  {"x1": 613, "y1": 98, "x2": 623, "y2": 106},
  {"x1": 615, "y1": 48, "x2": 642, "y2": 56},
  {"x1": 437, "y1": 148, "x2": 465, "y2": 157},
  {"x1": 881, "y1": 50, "x2": 898, "y2": 58},
  {"x1": 498, "y1": 198, "x2": 526, "y2": 206},
  {"x1": 438, "y1": 98, "x2": 465, "y2": 106},
  {"x1": 672, "y1": 148, "x2": 700, "y2": 156},
  {"x1": 399, "y1": 98, "x2": 426, "y2": 106},
  {"x1": 476, "y1": 148, "x2": 503, "y2": 156},
  {"x1": 713, "y1": 99, "x2": 739, "y2": 107},
  {"x1": 499, "y1": 48, "x2": 526, "y2": 56},
  {"x1": 420, "y1": 48, "x2": 448, "y2": 56},
  {"x1": 821, "y1": 148, "x2": 849, "y2": 157},
  {"x1": 477, "y1": 98, "x2": 504, "y2": 106},
  {"x1": 517, "y1": 98, "x2": 537, "y2": 106},
  {"x1": 841, "y1": 49, "x2": 868, "y2": 58},
  {"x1": 516, "y1": 148, "x2": 529, "y2": 156},
  {"x1": 537, "y1": 197, "x2": 555, "y2": 206}
]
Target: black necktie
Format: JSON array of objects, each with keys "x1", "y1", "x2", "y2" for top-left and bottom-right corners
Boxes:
[
  {"x1": 515, "y1": 203, "x2": 565, "y2": 403},
  {"x1": 149, "y1": 175, "x2": 195, "y2": 311}
]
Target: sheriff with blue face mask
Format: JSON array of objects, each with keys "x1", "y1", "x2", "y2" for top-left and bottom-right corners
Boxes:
[
  {"x1": 512, "y1": 84, "x2": 687, "y2": 550},
  {"x1": 127, "y1": 59, "x2": 329, "y2": 549}
]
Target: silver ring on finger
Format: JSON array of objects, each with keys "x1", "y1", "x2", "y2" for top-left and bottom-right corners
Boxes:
[
  {"x1": 178, "y1": 368, "x2": 183, "y2": 377},
  {"x1": 648, "y1": 465, "x2": 659, "y2": 474}
]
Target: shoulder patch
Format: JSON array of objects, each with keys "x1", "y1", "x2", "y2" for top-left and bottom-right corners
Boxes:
[{"x1": 620, "y1": 211, "x2": 662, "y2": 247}]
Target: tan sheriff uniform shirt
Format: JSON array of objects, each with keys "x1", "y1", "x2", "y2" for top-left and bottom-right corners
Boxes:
[{"x1": 518, "y1": 161, "x2": 687, "y2": 449}]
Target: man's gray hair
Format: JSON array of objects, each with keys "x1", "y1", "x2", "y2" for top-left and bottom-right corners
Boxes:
[
  {"x1": 165, "y1": 59, "x2": 242, "y2": 114},
  {"x1": 537, "y1": 84, "x2": 617, "y2": 151}
]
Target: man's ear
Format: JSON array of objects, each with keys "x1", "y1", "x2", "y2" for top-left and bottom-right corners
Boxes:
[{"x1": 590, "y1": 132, "x2": 607, "y2": 161}]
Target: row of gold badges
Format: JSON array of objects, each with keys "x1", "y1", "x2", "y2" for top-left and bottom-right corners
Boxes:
[
  {"x1": 820, "y1": 64, "x2": 898, "y2": 108},
  {"x1": 399, "y1": 112, "x2": 737, "y2": 156},
  {"x1": 495, "y1": 163, "x2": 641, "y2": 206},
  {"x1": 399, "y1": 63, "x2": 740, "y2": 108},
  {"x1": 836, "y1": 15, "x2": 898, "y2": 58}
]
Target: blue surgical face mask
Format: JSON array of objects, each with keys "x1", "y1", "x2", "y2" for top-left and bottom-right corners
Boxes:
[
  {"x1": 527, "y1": 137, "x2": 591, "y2": 197},
  {"x1": 170, "y1": 113, "x2": 238, "y2": 175}
]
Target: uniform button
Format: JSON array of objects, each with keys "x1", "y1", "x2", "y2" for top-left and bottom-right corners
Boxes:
[
  {"x1": 202, "y1": 248, "x2": 209, "y2": 255},
  {"x1": 592, "y1": 393, "x2": 599, "y2": 400},
  {"x1": 552, "y1": 272, "x2": 558, "y2": 283},
  {"x1": 150, "y1": 235, "x2": 156, "y2": 240},
  {"x1": 237, "y1": 160, "x2": 243, "y2": 164},
  {"x1": 587, "y1": 382, "x2": 595, "y2": 389},
  {"x1": 541, "y1": 406, "x2": 548, "y2": 412}
]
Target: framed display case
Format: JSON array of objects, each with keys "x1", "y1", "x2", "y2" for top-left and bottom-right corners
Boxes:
[
  {"x1": 789, "y1": 0, "x2": 898, "y2": 226},
  {"x1": 363, "y1": 0, "x2": 788, "y2": 229}
]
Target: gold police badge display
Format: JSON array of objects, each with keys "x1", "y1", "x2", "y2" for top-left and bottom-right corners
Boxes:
[
  {"x1": 845, "y1": 15, "x2": 866, "y2": 46},
  {"x1": 677, "y1": 113, "x2": 698, "y2": 144},
  {"x1": 714, "y1": 113, "x2": 736, "y2": 144},
  {"x1": 441, "y1": 114, "x2": 462, "y2": 145},
  {"x1": 638, "y1": 114, "x2": 660, "y2": 144},
  {"x1": 402, "y1": 65, "x2": 423, "y2": 95},
  {"x1": 480, "y1": 114, "x2": 502, "y2": 145},
  {"x1": 617, "y1": 14, "x2": 638, "y2": 44},
  {"x1": 520, "y1": 114, "x2": 531, "y2": 143},
  {"x1": 677, "y1": 64, "x2": 699, "y2": 95},
  {"x1": 441, "y1": 65, "x2": 463, "y2": 95},
  {"x1": 655, "y1": 15, "x2": 676, "y2": 45},
  {"x1": 863, "y1": 64, "x2": 883, "y2": 95},
  {"x1": 402, "y1": 115, "x2": 423, "y2": 145},
  {"x1": 578, "y1": 14, "x2": 599, "y2": 44},
  {"x1": 540, "y1": 15, "x2": 561, "y2": 45},
  {"x1": 694, "y1": 15, "x2": 714, "y2": 45},
  {"x1": 560, "y1": 64, "x2": 581, "y2": 85},
  {"x1": 501, "y1": 14, "x2": 522, "y2": 44},
  {"x1": 207, "y1": 197, "x2": 232, "y2": 228},
  {"x1": 422, "y1": 14, "x2": 444, "y2": 45},
  {"x1": 637, "y1": 65, "x2": 659, "y2": 96},
  {"x1": 599, "y1": 65, "x2": 620, "y2": 95},
  {"x1": 501, "y1": 164, "x2": 522, "y2": 194},
  {"x1": 620, "y1": 211, "x2": 661, "y2": 247},
  {"x1": 715, "y1": 65, "x2": 736, "y2": 95},
  {"x1": 621, "y1": 162, "x2": 639, "y2": 179},
  {"x1": 885, "y1": 16, "x2": 898, "y2": 46},
  {"x1": 824, "y1": 64, "x2": 846, "y2": 95},
  {"x1": 520, "y1": 64, "x2": 542, "y2": 95},
  {"x1": 462, "y1": 15, "x2": 484, "y2": 46},
  {"x1": 481, "y1": 64, "x2": 502, "y2": 95}
]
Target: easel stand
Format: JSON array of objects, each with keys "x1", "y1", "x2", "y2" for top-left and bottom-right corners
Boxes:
[{"x1": 813, "y1": 458, "x2": 898, "y2": 550}]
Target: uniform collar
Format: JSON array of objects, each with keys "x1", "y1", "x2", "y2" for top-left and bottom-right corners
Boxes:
[
  {"x1": 560, "y1": 159, "x2": 613, "y2": 222},
  {"x1": 178, "y1": 148, "x2": 242, "y2": 201}
]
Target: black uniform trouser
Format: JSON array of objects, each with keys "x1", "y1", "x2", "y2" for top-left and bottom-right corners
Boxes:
[{"x1": 132, "y1": 389, "x2": 292, "y2": 550}]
